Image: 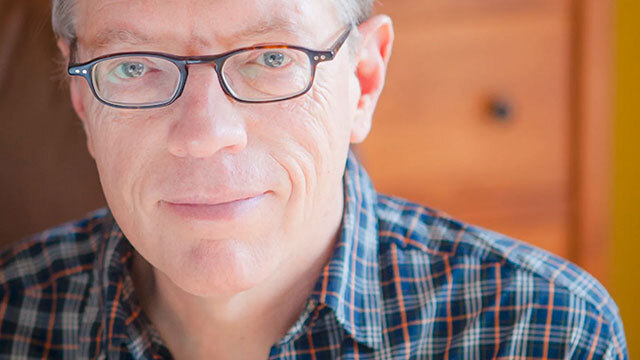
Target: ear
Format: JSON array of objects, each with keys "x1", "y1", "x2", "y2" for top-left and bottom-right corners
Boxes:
[
  {"x1": 57, "y1": 38, "x2": 95, "y2": 157},
  {"x1": 350, "y1": 15, "x2": 394, "y2": 144}
]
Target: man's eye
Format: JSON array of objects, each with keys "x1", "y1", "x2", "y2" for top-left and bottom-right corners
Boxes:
[
  {"x1": 258, "y1": 51, "x2": 291, "y2": 68},
  {"x1": 115, "y1": 62, "x2": 147, "y2": 78}
]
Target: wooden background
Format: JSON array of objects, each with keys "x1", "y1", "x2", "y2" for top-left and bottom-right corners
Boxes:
[
  {"x1": 0, "y1": 0, "x2": 105, "y2": 244},
  {"x1": 0, "y1": 0, "x2": 612, "y2": 282},
  {"x1": 361, "y1": 0, "x2": 612, "y2": 283}
]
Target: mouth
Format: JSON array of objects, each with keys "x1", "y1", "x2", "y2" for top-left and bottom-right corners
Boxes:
[{"x1": 162, "y1": 192, "x2": 269, "y2": 222}]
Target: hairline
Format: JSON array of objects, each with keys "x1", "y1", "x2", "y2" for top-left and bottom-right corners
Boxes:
[{"x1": 52, "y1": 0, "x2": 373, "y2": 49}]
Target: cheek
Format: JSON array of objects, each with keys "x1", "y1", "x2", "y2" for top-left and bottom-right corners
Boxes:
[
  {"x1": 245, "y1": 72, "x2": 352, "y2": 209},
  {"x1": 289, "y1": 72, "x2": 353, "y2": 177},
  {"x1": 85, "y1": 105, "x2": 165, "y2": 218}
]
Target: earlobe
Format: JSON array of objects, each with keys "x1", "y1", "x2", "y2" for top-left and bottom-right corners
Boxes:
[
  {"x1": 350, "y1": 15, "x2": 394, "y2": 144},
  {"x1": 350, "y1": 96, "x2": 373, "y2": 143}
]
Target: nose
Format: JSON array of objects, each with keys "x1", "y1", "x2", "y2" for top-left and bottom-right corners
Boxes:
[{"x1": 167, "y1": 66, "x2": 247, "y2": 158}]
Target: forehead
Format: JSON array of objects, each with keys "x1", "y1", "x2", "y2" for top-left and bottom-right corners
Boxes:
[{"x1": 75, "y1": 0, "x2": 342, "y2": 52}]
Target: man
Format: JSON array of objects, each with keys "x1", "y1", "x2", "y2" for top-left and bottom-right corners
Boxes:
[{"x1": 0, "y1": 0, "x2": 628, "y2": 358}]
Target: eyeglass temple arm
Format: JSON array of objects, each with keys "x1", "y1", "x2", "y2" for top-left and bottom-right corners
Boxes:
[{"x1": 328, "y1": 26, "x2": 353, "y2": 58}]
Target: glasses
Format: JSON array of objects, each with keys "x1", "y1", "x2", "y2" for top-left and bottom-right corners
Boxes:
[{"x1": 68, "y1": 27, "x2": 352, "y2": 109}]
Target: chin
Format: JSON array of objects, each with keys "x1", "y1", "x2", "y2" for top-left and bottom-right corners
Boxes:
[{"x1": 167, "y1": 236, "x2": 278, "y2": 297}]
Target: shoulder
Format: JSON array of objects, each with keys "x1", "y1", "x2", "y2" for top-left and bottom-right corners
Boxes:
[
  {"x1": 374, "y1": 194, "x2": 627, "y2": 358},
  {"x1": 375, "y1": 194, "x2": 611, "y2": 308},
  {"x1": 0, "y1": 208, "x2": 111, "y2": 292},
  {"x1": 0, "y1": 209, "x2": 114, "y2": 357}
]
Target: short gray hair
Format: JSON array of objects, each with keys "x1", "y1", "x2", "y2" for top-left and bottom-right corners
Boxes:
[
  {"x1": 51, "y1": 0, "x2": 76, "y2": 42},
  {"x1": 51, "y1": 0, "x2": 374, "y2": 43}
]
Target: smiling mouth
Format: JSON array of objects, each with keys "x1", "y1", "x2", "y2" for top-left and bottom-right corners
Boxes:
[{"x1": 162, "y1": 192, "x2": 268, "y2": 221}]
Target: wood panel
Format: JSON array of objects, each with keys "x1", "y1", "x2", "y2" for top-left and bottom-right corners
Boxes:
[
  {"x1": 570, "y1": 0, "x2": 614, "y2": 283},
  {"x1": 377, "y1": 0, "x2": 565, "y2": 19},
  {"x1": 361, "y1": 1, "x2": 573, "y2": 257}
]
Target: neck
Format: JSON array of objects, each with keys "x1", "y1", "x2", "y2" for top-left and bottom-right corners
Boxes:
[{"x1": 132, "y1": 182, "x2": 345, "y2": 360}]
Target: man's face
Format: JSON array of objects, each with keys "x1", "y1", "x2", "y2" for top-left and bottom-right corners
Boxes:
[{"x1": 69, "y1": 0, "x2": 371, "y2": 295}]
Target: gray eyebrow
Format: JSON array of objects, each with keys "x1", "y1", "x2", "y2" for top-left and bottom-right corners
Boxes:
[
  {"x1": 92, "y1": 29, "x2": 151, "y2": 49},
  {"x1": 226, "y1": 16, "x2": 301, "y2": 40}
]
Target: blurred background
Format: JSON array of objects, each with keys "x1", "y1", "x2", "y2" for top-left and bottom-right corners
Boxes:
[{"x1": 0, "y1": 0, "x2": 637, "y2": 356}]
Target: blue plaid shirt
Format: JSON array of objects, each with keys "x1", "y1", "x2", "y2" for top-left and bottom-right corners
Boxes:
[{"x1": 0, "y1": 152, "x2": 628, "y2": 359}]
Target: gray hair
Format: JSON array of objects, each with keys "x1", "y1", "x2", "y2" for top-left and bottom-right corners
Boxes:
[
  {"x1": 51, "y1": 0, "x2": 374, "y2": 43},
  {"x1": 51, "y1": 0, "x2": 76, "y2": 42}
]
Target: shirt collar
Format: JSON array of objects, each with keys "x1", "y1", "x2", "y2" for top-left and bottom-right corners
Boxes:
[{"x1": 309, "y1": 150, "x2": 384, "y2": 350}]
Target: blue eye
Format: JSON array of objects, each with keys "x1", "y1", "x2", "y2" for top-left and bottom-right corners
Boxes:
[
  {"x1": 116, "y1": 62, "x2": 147, "y2": 78},
  {"x1": 259, "y1": 52, "x2": 290, "y2": 68}
]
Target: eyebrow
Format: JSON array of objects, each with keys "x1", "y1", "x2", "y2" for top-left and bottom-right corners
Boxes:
[
  {"x1": 92, "y1": 29, "x2": 151, "y2": 49},
  {"x1": 89, "y1": 16, "x2": 303, "y2": 52},
  {"x1": 228, "y1": 16, "x2": 300, "y2": 41}
]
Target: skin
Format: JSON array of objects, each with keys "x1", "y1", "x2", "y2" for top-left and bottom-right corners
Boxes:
[{"x1": 58, "y1": 0, "x2": 393, "y2": 358}]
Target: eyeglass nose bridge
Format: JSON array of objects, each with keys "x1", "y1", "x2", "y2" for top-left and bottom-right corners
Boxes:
[
  {"x1": 185, "y1": 57, "x2": 221, "y2": 65},
  {"x1": 174, "y1": 56, "x2": 237, "y2": 104}
]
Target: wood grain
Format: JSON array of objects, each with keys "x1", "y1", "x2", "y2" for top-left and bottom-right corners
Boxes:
[{"x1": 362, "y1": 1, "x2": 573, "y2": 257}]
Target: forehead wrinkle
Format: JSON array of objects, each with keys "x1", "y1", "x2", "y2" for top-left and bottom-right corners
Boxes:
[
  {"x1": 80, "y1": 1, "x2": 328, "y2": 56},
  {"x1": 190, "y1": 15, "x2": 310, "y2": 51}
]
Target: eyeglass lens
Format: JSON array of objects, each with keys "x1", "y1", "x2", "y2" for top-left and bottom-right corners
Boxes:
[
  {"x1": 93, "y1": 55, "x2": 182, "y2": 107},
  {"x1": 91, "y1": 48, "x2": 314, "y2": 107},
  {"x1": 221, "y1": 48, "x2": 312, "y2": 102}
]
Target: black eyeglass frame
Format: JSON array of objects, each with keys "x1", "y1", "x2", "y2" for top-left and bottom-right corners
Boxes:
[{"x1": 67, "y1": 26, "x2": 352, "y2": 109}]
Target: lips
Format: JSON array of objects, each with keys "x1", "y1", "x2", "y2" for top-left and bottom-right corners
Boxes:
[{"x1": 162, "y1": 192, "x2": 269, "y2": 221}]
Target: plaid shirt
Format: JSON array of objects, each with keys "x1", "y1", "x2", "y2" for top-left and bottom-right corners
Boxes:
[{"x1": 0, "y1": 152, "x2": 628, "y2": 359}]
